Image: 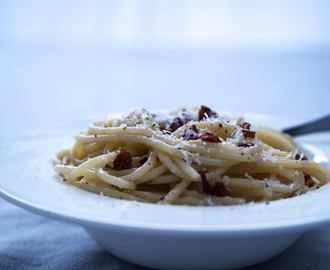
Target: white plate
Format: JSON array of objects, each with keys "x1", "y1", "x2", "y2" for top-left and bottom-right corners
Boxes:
[{"x1": 1, "y1": 115, "x2": 330, "y2": 270}]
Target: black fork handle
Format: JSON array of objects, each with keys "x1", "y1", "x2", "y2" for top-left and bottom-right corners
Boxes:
[{"x1": 282, "y1": 115, "x2": 330, "y2": 136}]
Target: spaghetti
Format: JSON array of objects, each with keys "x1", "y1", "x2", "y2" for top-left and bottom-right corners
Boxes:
[{"x1": 54, "y1": 106, "x2": 330, "y2": 205}]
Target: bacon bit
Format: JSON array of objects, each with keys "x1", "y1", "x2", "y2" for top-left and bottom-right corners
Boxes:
[
  {"x1": 238, "y1": 142, "x2": 254, "y2": 148},
  {"x1": 183, "y1": 125, "x2": 200, "y2": 140},
  {"x1": 241, "y1": 122, "x2": 251, "y2": 129},
  {"x1": 295, "y1": 153, "x2": 308, "y2": 161},
  {"x1": 183, "y1": 125, "x2": 221, "y2": 143},
  {"x1": 241, "y1": 122, "x2": 255, "y2": 138},
  {"x1": 200, "y1": 133, "x2": 221, "y2": 143},
  {"x1": 113, "y1": 148, "x2": 132, "y2": 170},
  {"x1": 198, "y1": 105, "x2": 218, "y2": 121},
  {"x1": 304, "y1": 173, "x2": 314, "y2": 187},
  {"x1": 169, "y1": 117, "x2": 184, "y2": 132},
  {"x1": 123, "y1": 127, "x2": 127, "y2": 130},
  {"x1": 242, "y1": 129, "x2": 256, "y2": 139},
  {"x1": 201, "y1": 172, "x2": 230, "y2": 197},
  {"x1": 169, "y1": 110, "x2": 196, "y2": 132},
  {"x1": 139, "y1": 157, "x2": 148, "y2": 165}
]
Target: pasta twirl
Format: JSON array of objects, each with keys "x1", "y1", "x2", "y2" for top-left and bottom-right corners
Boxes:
[{"x1": 54, "y1": 106, "x2": 330, "y2": 206}]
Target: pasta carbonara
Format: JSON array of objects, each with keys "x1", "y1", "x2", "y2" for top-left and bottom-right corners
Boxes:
[{"x1": 54, "y1": 106, "x2": 330, "y2": 205}]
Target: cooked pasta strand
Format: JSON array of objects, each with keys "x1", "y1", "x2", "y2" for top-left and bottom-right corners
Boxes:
[{"x1": 54, "y1": 106, "x2": 330, "y2": 206}]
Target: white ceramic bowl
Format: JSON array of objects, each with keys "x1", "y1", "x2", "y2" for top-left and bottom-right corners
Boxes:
[{"x1": 1, "y1": 115, "x2": 330, "y2": 270}]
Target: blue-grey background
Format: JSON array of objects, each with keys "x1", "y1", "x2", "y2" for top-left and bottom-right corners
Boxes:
[
  {"x1": 1, "y1": 1, "x2": 330, "y2": 269},
  {"x1": 1, "y1": 0, "x2": 330, "y2": 134}
]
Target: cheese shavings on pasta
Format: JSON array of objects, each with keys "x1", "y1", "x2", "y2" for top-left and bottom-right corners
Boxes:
[{"x1": 54, "y1": 106, "x2": 330, "y2": 205}]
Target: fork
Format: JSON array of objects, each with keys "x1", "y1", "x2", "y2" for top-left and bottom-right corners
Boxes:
[{"x1": 282, "y1": 114, "x2": 330, "y2": 136}]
